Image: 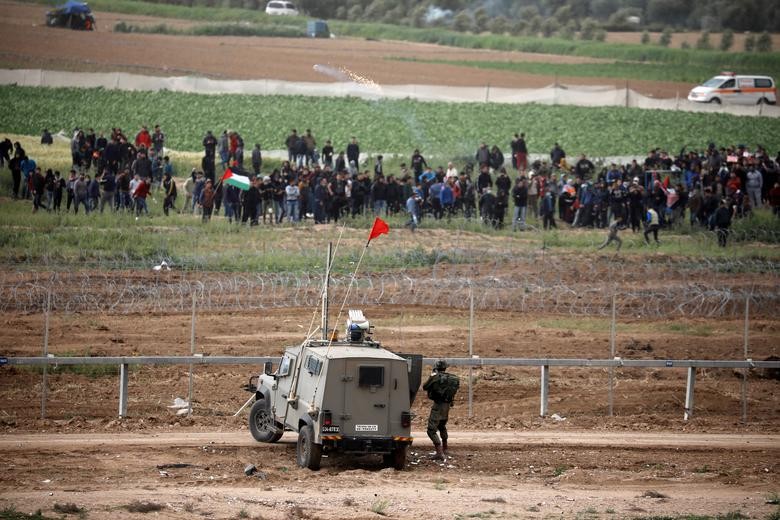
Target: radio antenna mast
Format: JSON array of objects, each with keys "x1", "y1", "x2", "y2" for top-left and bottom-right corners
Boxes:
[{"x1": 321, "y1": 242, "x2": 332, "y2": 341}]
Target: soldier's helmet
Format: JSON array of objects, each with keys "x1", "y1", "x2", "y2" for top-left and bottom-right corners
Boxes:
[{"x1": 434, "y1": 359, "x2": 448, "y2": 372}]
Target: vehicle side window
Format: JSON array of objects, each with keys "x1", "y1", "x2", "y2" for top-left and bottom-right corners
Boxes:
[
  {"x1": 721, "y1": 79, "x2": 735, "y2": 89},
  {"x1": 278, "y1": 355, "x2": 293, "y2": 377},
  {"x1": 359, "y1": 366, "x2": 384, "y2": 387},
  {"x1": 305, "y1": 355, "x2": 323, "y2": 376},
  {"x1": 755, "y1": 78, "x2": 772, "y2": 88}
]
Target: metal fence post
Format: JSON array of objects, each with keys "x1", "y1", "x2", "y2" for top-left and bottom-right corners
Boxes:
[
  {"x1": 608, "y1": 293, "x2": 616, "y2": 417},
  {"x1": 119, "y1": 363, "x2": 129, "y2": 418},
  {"x1": 684, "y1": 367, "x2": 695, "y2": 421},
  {"x1": 41, "y1": 290, "x2": 51, "y2": 419},
  {"x1": 741, "y1": 295, "x2": 750, "y2": 423},
  {"x1": 188, "y1": 291, "x2": 196, "y2": 417},
  {"x1": 468, "y1": 287, "x2": 474, "y2": 418},
  {"x1": 540, "y1": 365, "x2": 549, "y2": 417}
]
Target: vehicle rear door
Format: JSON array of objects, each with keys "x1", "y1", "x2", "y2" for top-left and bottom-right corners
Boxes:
[{"x1": 342, "y1": 358, "x2": 391, "y2": 436}]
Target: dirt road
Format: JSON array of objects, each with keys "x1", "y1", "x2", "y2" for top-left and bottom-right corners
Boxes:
[
  {"x1": 1, "y1": 430, "x2": 778, "y2": 519},
  {"x1": 3, "y1": 430, "x2": 779, "y2": 450}
]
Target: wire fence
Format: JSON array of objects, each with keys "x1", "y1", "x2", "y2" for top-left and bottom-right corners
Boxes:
[{"x1": 1, "y1": 260, "x2": 777, "y2": 318}]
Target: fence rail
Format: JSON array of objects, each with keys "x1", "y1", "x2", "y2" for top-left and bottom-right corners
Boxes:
[{"x1": 4, "y1": 356, "x2": 778, "y2": 422}]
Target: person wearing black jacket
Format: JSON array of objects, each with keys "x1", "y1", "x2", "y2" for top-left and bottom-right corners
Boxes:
[
  {"x1": 346, "y1": 137, "x2": 360, "y2": 167},
  {"x1": 31, "y1": 168, "x2": 46, "y2": 212},
  {"x1": 8, "y1": 155, "x2": 21, "y2": 199},
  {"x1": 99, "y1": 169, "x2": 116, "y2": 214},
  {"x1": 489, "y1": 145, "x2": 504, "y2": 171},
  {"x1": 713, "y1": 199, "x2": 733, "y2": 247},
  {"x1": 321, "y1": 140, "x2": 334, "y2": 168},
  {"x1": 53, "y1": 172, "x2": 65, "y2": 212},
  {"x1": 512, "y1": 177, "x2": 528, "y2": 231},
  {"x1": 314, "y1": 177, "x2": 330, "y2": 224},
  {"x1": 162, "y1": 171, "x2": 177, "y2": 216},
  {"x1": 350, "y1": 172, "x2": 367, "y2": 217},
  {"x1": 0, "y1": 137, "x2": 12, "y2": 167},
  {"x1": 241, "y1": 179, "x2": 260, "y2": 226},
  {"x1": 480, "y1": 188, "x2": 496, "y2": 227}
]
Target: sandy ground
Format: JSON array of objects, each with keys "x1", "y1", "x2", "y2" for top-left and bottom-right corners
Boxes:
[
  {"x1": 1, "y1": 431, "x2": 778, "y2": 519},
  {"x1": 0, "y1": 1, "x2": 692, "y2": 97},
  {"x1": 1, "y1": 3, "x2": 779, "y2": 516}
]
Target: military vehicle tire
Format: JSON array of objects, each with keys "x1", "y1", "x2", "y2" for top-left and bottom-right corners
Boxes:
[
  {"x1": 392, "y1": 444, "x2": 408, "y2": 470},
  {"x1": 296, "y1": 425, "x2": 322, "y2": 470},
  {"x1": 249, "y1": 399, "x2": 282, "y2": 443}
]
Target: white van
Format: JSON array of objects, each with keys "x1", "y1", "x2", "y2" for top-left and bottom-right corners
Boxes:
[
  {"x1": 265, "y1": 1, "x2": 299, "y2": 16},
  {"x1": 688, "y1": 73, "x2": 776, "y2": 105}
]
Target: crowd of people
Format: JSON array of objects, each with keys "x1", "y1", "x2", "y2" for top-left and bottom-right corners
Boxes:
[{"x1": 3, "y1": 125, "x2": 780, "y2": 247}]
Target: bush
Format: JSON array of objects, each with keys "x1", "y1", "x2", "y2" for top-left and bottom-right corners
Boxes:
[
  {"x1": 541, "y1": 18, "x2": 560, "y2": 38},
  {"x1": 452, "y1": 11, "x2": 471, "y2": 33},
  {"x1": 744, "y1": 33, "x2": 756, "y2": 52},
  {"x1": 489, "y1": 16, "x2": 509, "y2": 35},
  {"x1": 559, "y1": 21, "x2": 577, "y2": 40},
  {"x1": 695, "y1": 31, "x2": 711, "y2": 50},
  {"x1": 641, "y1": 31, "x2": 650, "y2": 44},
  {"x1": 681, "y1": 41, "x2": 691, "y2": 49},
  {"x1": 756, "y1": 31, "x2": 772, "y2": 52},
  {"x1": 719, "y1": 29, "x2": 734, "y2": 51},
  {"x1": 658, "y1": 27, "x2": 672, "y2": 47},
  {"x1": 509, "y1": 20, "x2": 527, "y2": 36},
  {"x1": 579, "y1": 18, "x2": 598, "y2": 40}
]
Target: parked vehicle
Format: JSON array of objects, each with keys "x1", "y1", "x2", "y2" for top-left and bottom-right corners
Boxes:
[
  {"x1": 245, "y1": 310, "x2": 422, "y2": 470},
  {"x1": 688, "y1": 73, "x2": 776, "y2": 105},
  {"x1": 307, "y1": 20, "x2": 330, "y2": 38},
  {"x1": 265, "y1": 1, "x2": 299, "y2": 16},
  {"x1": 46, "y1": 0, "x2": 95, "y2": 30}
]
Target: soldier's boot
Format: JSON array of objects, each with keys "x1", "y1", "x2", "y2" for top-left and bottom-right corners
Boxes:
[
  {"x1": 442, "y1": 439, "x2": 449, "y2": 455},
  {"x1": 429, "y1": 444, "x2": 445, "y2": 461}
]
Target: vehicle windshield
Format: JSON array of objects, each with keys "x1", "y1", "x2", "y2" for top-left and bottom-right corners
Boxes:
[{"x1": 702, "y1": 77, "x2": 727, "y2": 88}]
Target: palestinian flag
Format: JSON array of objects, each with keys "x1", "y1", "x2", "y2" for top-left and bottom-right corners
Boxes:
[{"x1": 221, "y1": 168, "x2": 251, "y2": 191}]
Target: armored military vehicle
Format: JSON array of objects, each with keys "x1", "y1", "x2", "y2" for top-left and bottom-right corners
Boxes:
[{"x1": 246, "y1": 310, "x2": 422, "y2": 470}]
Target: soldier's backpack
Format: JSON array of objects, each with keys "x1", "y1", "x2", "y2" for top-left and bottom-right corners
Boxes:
[{"x1": 438, "y1": 372, "x2": 460, "y2": 403}]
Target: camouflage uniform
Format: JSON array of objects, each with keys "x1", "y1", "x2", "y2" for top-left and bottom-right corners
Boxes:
[{"x1": 423, "y1": 372, "x2": 452, "y2": 447}]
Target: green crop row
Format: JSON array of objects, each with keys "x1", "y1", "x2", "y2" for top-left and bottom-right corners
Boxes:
[{"x1": 1, "y1": 85, "x2": 778, "y2": 156}]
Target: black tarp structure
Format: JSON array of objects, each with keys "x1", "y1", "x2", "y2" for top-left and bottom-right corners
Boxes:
[{"x1": 46, "y1": 1, "x2": 95, "y2": 30}]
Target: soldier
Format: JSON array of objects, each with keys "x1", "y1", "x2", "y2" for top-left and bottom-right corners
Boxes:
[{"x1": 422, "y1": 359, "x2": 459, "y2": 460}]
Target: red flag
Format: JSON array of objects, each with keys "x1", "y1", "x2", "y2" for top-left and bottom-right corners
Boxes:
[
  {"x1": 220, "y1": 167, "x2": 233, "y2": 181},
  {"x1": 368, "y1": 217, "x2": 389, "y2": 242}
]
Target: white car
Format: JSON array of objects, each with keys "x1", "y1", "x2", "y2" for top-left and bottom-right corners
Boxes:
[
  {"x1": 688, "y1": 73, "x2": 776, "y2": 105},
  {"x1": 265, "y1": 1, "x2": 299, "y2": 16}
]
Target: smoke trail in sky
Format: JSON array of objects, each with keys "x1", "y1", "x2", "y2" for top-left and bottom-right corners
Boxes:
[{"x1": 313, "y1": 63, "x2": 433, "y2": 155}]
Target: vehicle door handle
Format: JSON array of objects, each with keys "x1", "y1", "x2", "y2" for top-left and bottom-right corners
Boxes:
[
  {"x1": 282, "y1": 393, "x2": 288, "y2": 399},
  {"x1": 733, "y1": 90, "x2": 741, "y2": 93},
  {"x1": 374, "y1": 404, "x2": 386, "y2": 408}
]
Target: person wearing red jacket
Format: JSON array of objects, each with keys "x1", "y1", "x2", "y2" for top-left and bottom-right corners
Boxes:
[
  {"x1": 135, "y1": 125, "x2": 152, "y2": 151},
  {"x1": 133, "y1": 176, "x2": 150, "y2": 217},
  {"x1": 725, "y1": 171, "x2": 741, "y2": 197}
]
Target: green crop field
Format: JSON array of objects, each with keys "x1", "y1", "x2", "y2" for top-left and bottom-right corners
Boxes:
[
  {"x1": 390, "y1": 57, "x2": 731, "y2": 85},
  {"x1": 1, "y1": 85, "x2": 778, "y2": 157}
]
